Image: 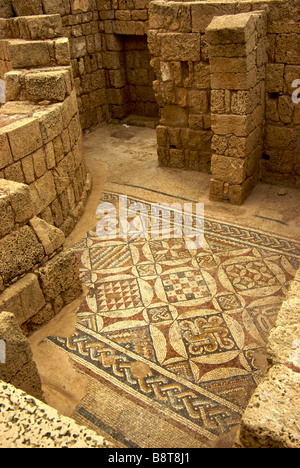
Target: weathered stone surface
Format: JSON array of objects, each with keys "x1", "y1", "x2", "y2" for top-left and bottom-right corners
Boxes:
[
  {"x1": 29, "y1": 216, "x2": 65, "y2": 256},
  {"x1": 237, "y1": 365, "x2": 300, "y2": 448},
  {"x1": 37, "y1": 248, "x2": 81, "y2": 302},
  {"x1": 205, "y1": 12, "x2": 256, "y2": 45},
  {"x1": 191, "y1": 2, "x2": 235, "y2": 33},
  {"x1": 11, "y1": 0, "x2": 43, "y2": 16},
  {"x1": 0, "y1": 274, "x2": 45, "y2": 325},
  {"x1": 0, "y1": 0, "x2": 14, "y2": 18},
  {"x1": 8, "y1": 39, "x2": 52, "y2": 69},
  {"x1": 0, "y1": 311, "x2": 43, "y2": 399},
  {"x1": 24, "y1": 68, "x2": 72, "y2": 103},
  {"x1": 18, "y1": 14, "x2": 63, "y2": 40},
  {"x1": 0, "y1": 380, "x2": 110, "y2": 448},
  {"x1": 6, "y1": 118, "x2": 43, "y2": 161},
  {"x1": 0, "y1": 227, "x2": 44, "y2": 285},
  {"x1": 160, "y1": 32, "x2": 201, "y2": 61},
  {"x1": 0, "y1": 179, "x2": 34, "y2": 224},
  {"x1": 30, "y1": 171, "x2": 57, "y2": 215},
  {"x1": 36, "y1": 104, "x2": 64, "y2": 144},
  {"x1": 0, "y1": 133, "x2": 13, "y2": 170}
]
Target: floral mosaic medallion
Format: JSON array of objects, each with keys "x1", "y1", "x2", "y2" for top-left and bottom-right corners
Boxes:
[{"x1": 48, "y1": 192, "x2": 300, "y2": 443}]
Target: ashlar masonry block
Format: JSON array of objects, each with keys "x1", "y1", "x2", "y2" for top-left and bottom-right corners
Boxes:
[{"x1": 0, "y1": 274, "x2": 45, "y2": 325}]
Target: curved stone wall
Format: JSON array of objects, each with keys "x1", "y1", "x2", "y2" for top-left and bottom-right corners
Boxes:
[{"x1": 0, "y1": 14, "x2": 91, "y2": 236}]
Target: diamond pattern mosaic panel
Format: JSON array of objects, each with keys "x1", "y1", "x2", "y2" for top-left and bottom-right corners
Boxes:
[{"x1": 48, "y1": 191, "x2": 300, "y2": 444}]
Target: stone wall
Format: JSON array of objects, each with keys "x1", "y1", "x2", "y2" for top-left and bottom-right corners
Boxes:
[
  {"x1": 8, "y1": 0, "x2": 154, "y2": 128},
  {"x1": 148, "y1": 0, "x2": 300, "y2": 202},
  {"x1": 4, "y1": 2, "x2": 299, "y2": 199},
  {"x1": 0, "y1": 14, "x2": 90, "y2": 236},
  {"x1": 0, "y1": 179, "x2": 83, "y2": 335}
]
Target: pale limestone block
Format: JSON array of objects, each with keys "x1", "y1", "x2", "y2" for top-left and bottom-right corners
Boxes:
[
  {"x1": 29, "y1": 216, "x2": 65, "y2": 256},
  {"x1": 6, "y1": 118, "x2": 43, "y2": 161},
  {"x1": 37, "y1": 248, "x2": 81, "y2": 302},
  {"x1": 238, "y1": 365, "x2": 300, "y2": 448},
  {"x1": 0, "y1": 227, "x2": 44, "y2": 285},
  {"x1": 8, "y1": 39, "x2": 51, "y2": 69},
  {"x1": 160, "y1": 32, "x2": 200, "y2": 61},
  {"x1": 0, "y1": 179, "x2": 34, "y2": 224},
  {"x1": 36, "y1": 104, "x2": 64, "y2": 144},
  {"x1": 30, "y1": 171, "x2": 57, "y2": 214},
  {"x1": 0, "y1": 274, "x2": 45, "y2": 325}
]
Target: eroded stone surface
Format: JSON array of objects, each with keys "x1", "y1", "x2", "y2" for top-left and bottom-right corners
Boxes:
[{"x1": 0, "y1": 380, "x2": 111, "y2": 448}]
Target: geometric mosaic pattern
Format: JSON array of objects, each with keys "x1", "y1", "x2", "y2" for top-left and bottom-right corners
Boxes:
[{"x1": 48, "y1": 191, "x2": 300, "y2": 444}]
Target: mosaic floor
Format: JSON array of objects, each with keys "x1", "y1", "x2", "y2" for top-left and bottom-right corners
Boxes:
[{"x1": 48, "y1": 191, "x2": 300, "y2": 446}]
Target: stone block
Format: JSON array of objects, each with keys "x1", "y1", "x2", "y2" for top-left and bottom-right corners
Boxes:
[
  {"x1": 0, "y1": 179, "x2": 34, "y2": 224},
  {"x1": 53, "y1": 152, "x2": 76, "y2": 195},
  {"x1": 265, "y1": 125, "x2": 298, "y2": 149},
  {"x1": 18, "y1": 14, "x2": 63, "y2": 40},
  {"x1": 37, "y1": 248, "x2": 81, "y2": 302},
  {"x1": 70, "y1": 36, "x2": 87, "y2": 59},
  {"x1": 24, "y1": 68, "x2": 72, "y2": 103},
  {"x1": 150, "y1": 1, "x2": 191, "y2": 32},
  {"x1": 0, "y1": 311, "x2": 32, "y2": 378},
  {"x1": 36, "y1": 104, "x2": 64, "y2": 144},
  {"x1": 0, "y1": 133, "x2": 13, "y2": 169},
  {"x1": 205, "y1": 12, "x2": 256, "y2": 44},
  {"x1": 6, "y1": 118, "x2": 43, "y2": 161},
  {"x1": 211, "y1": 113, "x2": 248, "y2": 137},
  {"x1": 0, "y1": 273, "x2": 45, "y2": 325},
  {"x1": 265, "y1": 63, "x2": 284, "y2": 93},
  {"x1": 4, "y1": 161, "x2": 25, "y2": 184},
  {"x1": 191, "y1": 2, "x2": 235, "y2": 33},
  {"x1": 29, "y1": 217, "x2": 65, "y2": 256},
  {"x1": 61, "y1": 90, "x2": 79, "y2": 128},
  {"x1": 0, "y1": 194, "x2": 14, "y2": 240},
  {"x1": 8, "y1": 39, "x2": 52, "y2": 69},
  {"x1": 211, "y1": 154, "x2": 247, "y2": 185},
  {"x1": 238, "y1": 365, "x2": 300, "y2": 448},
  {"x1": 194, "y1": 62, "x2": 210, "y2": 89},
  {"x1": 160, "y1": 104, "x2": 188, "y2": 127},
  {"x1": 0, "y1": 1, "x2": 14, "y2": 18},
  {"x1": 181, "y1": 128, "x2": 212, "y2": 151},
  {"x1": 169, "y1": 148, "x2": 185, "y2": 168},
  {"x1": 209, "y1": 178, "x2": 225, "y2": 202},
  {"x1": 30, "y1": 171, "x2": 57, "y2": 215},
  {"x1": 227, "y1": 170, "x2": 258, "y2": 205},
  {"x1": 160, "y1": 32, "x2": 200, "y2": 61},
  {"x1": 0, "y1": 227, "x2": 44, "y2": 285},
  {"x1": 26, "y1": 303, "x2": 55, "y2": 332},
  {"x1": 211, "y1": 67, "x2": 257, "y2": 90},
  {"x1": 11, "y1": 0, "x2": 43, "y2": 16},
  {"x1": 275, "y1": 34, "x2": 300, "y2": 65},
  {"x1": 55, "y1": 38, "x2": 71, "y2": 66},
  {"x1": 0, "y1": 311, "x2": 43, "y2": 399}
]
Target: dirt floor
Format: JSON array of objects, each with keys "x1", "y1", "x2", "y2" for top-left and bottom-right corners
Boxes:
[{"x1": 29, "y1": 122, "x2": 300, "y2": 448}]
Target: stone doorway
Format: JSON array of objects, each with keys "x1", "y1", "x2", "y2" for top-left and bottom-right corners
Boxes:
[
  {"x1": 123, "y1": 35, "x2": 158, "y2": 118},
  {"x1": 106, "y1": 34, "x2": 158, "y2": 122}
]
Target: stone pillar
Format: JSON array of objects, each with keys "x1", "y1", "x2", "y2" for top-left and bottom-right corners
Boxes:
[{"x1": 206, "y1": 11, "x2": 267, "y2": 205}]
